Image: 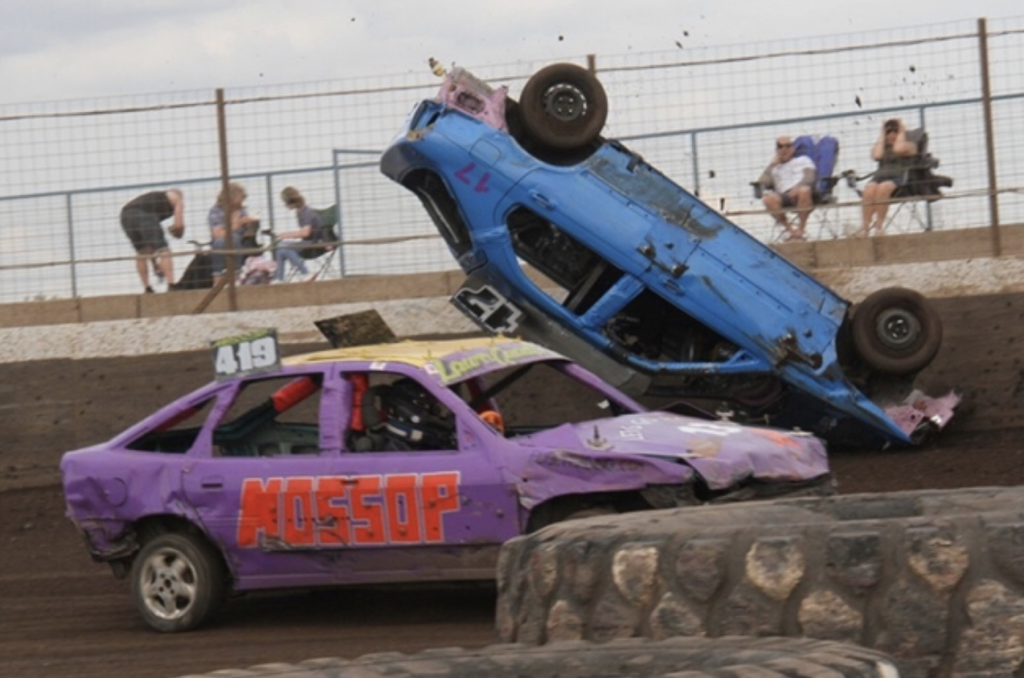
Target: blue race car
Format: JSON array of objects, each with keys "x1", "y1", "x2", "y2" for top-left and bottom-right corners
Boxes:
[{"x1": 381, "y1": 63, "x2": 958, "y2": 448}]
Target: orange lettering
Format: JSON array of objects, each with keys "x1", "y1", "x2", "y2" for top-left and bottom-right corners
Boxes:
[
  {"x1": 282, "y1": 477, "x2": 315, "y2": 545},
  {"x1": 350, "y1": 476, "x2": 385, "y2": 545},
  {"x1": 421, "y1": 471, "x2": 460, "y2": 543},
  {"x1": 384, "y1": 474, "x2": 421, "y2": 543},
  {"x1": 238, "y1": 472, "x2": 463, "y2": 549},
  {"x1": 315, "y1": 476, "x2": 352, "y2": 545},
  {"x1": 238, "y1": 478, "x2": 282, "y2": 548}
]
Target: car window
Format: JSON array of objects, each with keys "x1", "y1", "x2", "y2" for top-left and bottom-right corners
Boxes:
[
  {"x1": 125, "y1": 397, "x2": 216, "y2": 454},
  {"x1": 343, "y1": 371, "x2": 457, "y2": 453},
  {"x1": 606, "y1": 288, "x2": 732, "y2": 364},
  {"x1": 453, "y1": 361, "x2": 628, "y2": 435},
  {"x1": 405, "y1": 169, "x2": 473, "y2": 256},
  {"x1": 212, "y1": 374, "x2": 323, "y2": 458},
  {"x1": 507, "y1": 206, "x2": 624, "y2": 315}
]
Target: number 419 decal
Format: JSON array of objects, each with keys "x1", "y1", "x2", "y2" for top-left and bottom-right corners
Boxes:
[{"x1": 211, "y1": 329, "x2": 281, "y2": 380}]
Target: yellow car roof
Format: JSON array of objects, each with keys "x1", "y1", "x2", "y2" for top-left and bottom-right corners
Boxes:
[{"x1": 283, "y1": 336, "x2": 562, "y2": 383}]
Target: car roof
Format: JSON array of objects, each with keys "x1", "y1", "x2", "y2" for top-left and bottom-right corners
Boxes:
[{"x1": 283, "y1": 336, "x2": 564, "y2": 384}]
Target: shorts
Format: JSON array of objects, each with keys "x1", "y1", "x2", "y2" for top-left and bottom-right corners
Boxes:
[
  {"x1": 766, "y1": 189, "x2": 801, "y2": 208},
  {"x1": 120, "y1": 207, "x2": 169, "y2": 253},
  {"x1": 869, "y1": 174, "x2": 907, "y2": 189}
]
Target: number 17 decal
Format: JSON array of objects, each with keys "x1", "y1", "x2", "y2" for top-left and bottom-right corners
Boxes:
[{"x1": 454, "y1": 163, "x2": 491, "y2": 193}]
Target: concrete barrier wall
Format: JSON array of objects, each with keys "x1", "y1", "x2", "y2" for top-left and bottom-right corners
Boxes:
[
  {"x1": 3, "y1": 228, "x2": 1023, "y2": 492},
  {"x1": 3, "y1": 226, "x2": 1024, "y2": 363}
]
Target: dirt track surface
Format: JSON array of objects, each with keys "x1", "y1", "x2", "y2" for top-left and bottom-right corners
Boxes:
[
  {"x1": 5, "y1": 429, "x2": 1024, "y2": 678},
  {"x1": 2, "y1": 291, "x2": 1024, "y2": 677}
]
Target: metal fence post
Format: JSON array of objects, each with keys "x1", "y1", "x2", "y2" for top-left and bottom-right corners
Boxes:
[
  {"x1": 216, "y1": 88, "x2": 238, "y2": 310},
  {"x1": 264, "y1": 174, "x2": 276, "y2": 232},
  {"x1": 331, "y1": 150, "x2": 345, "y2": 277},
  {"x1": 66, "y1": 192, "x2": 77, "y2": 298},
  {"x1": 690, "y1": 132, "x2": 700, "y2": 197},
  {"x1": 978, "y1": 17, "x2": 1002, "y2": 255},
  {"x1": 917, "y1": 105, "x2": 935, "y2": 232}
]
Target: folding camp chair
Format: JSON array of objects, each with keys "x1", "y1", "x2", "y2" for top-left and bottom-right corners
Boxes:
[
  {"x1": 843, "y1": 128, "x2": 953, "y2": 233},
  {"x1": 286, "y1": 204, "x2": 340, "y2": 282},
  {"x1": 751, "y1": 134, "x2": 842, "y2": 241}
]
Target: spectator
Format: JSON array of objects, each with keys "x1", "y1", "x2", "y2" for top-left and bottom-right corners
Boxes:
[
  {"x1": 757, "y1": 136, "x2": 816, "y2": 242},
  {"x1": 119, "y1": 189, "x2": 185, "y2": 293},
  {"x1": 208, "y1": 182, "x2": 260, "y2": 285},
  {"x1": 273, "y1": 186, "x2": 325, "y2": 282},
  {"x1": 856, "y1": 118, "x2": 918, "y2": 237}
]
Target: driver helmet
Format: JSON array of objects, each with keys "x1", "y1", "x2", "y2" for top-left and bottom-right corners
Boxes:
[{"x1": 380, "y1": 378, "x2": 454, "y2": 449}]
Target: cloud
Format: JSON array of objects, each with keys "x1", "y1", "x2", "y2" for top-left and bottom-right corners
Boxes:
[{"x1": 0, "y1": 1, "x2": 1018, "y2": 105}]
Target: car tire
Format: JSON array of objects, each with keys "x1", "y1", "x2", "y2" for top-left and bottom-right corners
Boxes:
[
  {"x1": 167, "y1": 636, "x2": 900, "y2": 678},
  {"x1": 519, "y1": 63, "x2": 608, "y2": 151},
  {"x1": 130, "y1": 531, "x2": 225, "y2": 632},
  {"x1": 851, "y1": 286, "x2": 942, "y2": 376}
]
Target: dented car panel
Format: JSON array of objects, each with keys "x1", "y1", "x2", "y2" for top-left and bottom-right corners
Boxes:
[
  {"x1": 381, "y1": 76, "x2": 958, "y2": 448},
  {"x1": 61, "y1": 337, "x2": 830, "y2": 594}
]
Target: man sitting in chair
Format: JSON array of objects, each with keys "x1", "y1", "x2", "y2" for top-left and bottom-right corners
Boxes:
[
  {"x1": 757, "y1": 136, "x2": 816, "y2": 242},
  {"x1": 273, "y1": 186, "x2": 325, "y2": 282}
]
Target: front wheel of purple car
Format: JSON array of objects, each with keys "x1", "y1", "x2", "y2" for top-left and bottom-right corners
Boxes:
[
  {"x1": 130, "y1": 532, "x2": 226, "y2": 632},
  {"x1": 519, "y1": 63, "x2": 608, "y2": 151},
  {"x1": 851, "y1": 286, "x2": 943, "y2": 377}
]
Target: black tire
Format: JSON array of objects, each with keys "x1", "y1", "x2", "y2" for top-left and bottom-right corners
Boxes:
[
  {"x1": 851, "y1": 286, "x2": 942, "y2": 376},
  {"x1": 519, "y1": 63, "x2": 608, "y2": 151},
  {"x1": 130, "y1": 532, "x2": 225, "y2": 632}
]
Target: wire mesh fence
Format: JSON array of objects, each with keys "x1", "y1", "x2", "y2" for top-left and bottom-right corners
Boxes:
[{"x1": 1, "y1": 17, "x2": 1022, "y2": 304}]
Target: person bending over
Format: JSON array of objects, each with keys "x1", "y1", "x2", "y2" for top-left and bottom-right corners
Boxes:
[{"x1": 119, "y1": 189, "x2": 185, "y2": 292}]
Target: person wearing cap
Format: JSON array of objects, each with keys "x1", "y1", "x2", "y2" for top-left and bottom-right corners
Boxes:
[{"x1": 757, "y1": 136, "x2": 816, "y2": 242}]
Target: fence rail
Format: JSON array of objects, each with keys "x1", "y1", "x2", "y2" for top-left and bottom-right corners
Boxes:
[{"x1": 2, "y1": 17, "x2": 1023, "y2": 305}]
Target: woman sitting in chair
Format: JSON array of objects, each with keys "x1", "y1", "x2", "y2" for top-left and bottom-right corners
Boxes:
[
  {"x1": 857, "y1": 118, "x2": 918, "y2": 237},
  {"x1": 273, "y1": 186, "x2": 326, "y2": 282}
]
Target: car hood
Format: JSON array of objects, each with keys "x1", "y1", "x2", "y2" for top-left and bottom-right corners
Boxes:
[{"x1": 515, "y1": 411, "x2": 829, "y2": 489}]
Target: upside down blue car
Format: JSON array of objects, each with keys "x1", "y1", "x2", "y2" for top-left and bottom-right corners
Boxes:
[{"x1": 380, "y1": 62, "x2": 959, "y2": 448}]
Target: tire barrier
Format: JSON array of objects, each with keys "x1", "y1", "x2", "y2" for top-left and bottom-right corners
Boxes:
[
  {"x1": 174, "y1": 636, "x2": 899, "y2": 678},
  {"x1": 496, "y1": 487, "x2": 1024, "y2": 678}
]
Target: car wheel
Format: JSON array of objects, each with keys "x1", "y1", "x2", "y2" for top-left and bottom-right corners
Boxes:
[
  {"x1": 519, "y1": 63, "x2": 608, "y2": 151},
  {"x1": 851, "y1": 286, "x2": 942, "y2": 376},
  {"x1": 131, "y1": 532, "x2": 225, "y2": 632}
]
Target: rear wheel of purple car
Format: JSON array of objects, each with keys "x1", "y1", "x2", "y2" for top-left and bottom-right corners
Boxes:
[
  {"x1": 520, "y1": 63, "x2": 608, "y2": 151},
  {"x1": 851, "y1": 287, "x2": 942, "y2": 376},
  {"x1": 130, "y1": 532, "x2": 226, "y2": 633}
]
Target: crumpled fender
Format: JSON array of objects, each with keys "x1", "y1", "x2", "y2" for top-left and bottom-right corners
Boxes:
[{"x1": 514, "y1": 448, "x2": 696, "y2": 509}]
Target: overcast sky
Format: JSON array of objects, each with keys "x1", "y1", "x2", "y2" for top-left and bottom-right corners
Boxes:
[{"x1": 0, "y1": 1, "x2": 1020, "y2": 105}]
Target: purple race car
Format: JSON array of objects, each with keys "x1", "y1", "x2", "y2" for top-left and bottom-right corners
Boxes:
[{"x1": 62, "y1": 336, "x2": 830, "y2": 632}]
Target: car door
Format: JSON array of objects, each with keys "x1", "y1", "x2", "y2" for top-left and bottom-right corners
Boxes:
[
  {"x1": 321, "y1": 368, "x2": 520, "y2": 583},
  {"x1": 180, "y1": 365, "x2": 346, "y2": 590}
]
